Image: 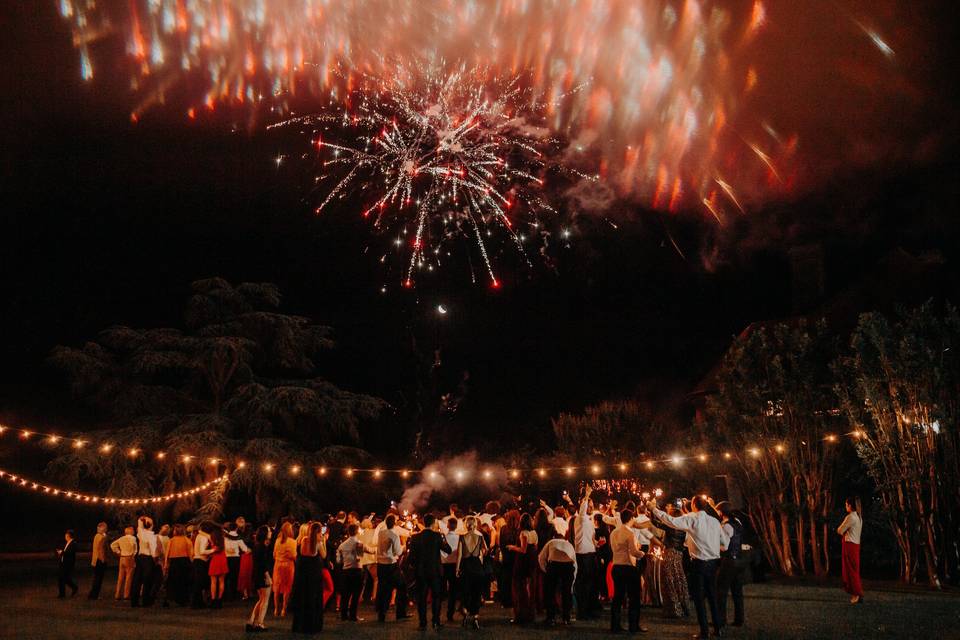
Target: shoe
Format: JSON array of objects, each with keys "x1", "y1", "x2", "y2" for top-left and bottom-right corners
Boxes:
[
  {"x1": 432, "y1": 622, "x2": 443, "y2": 630},
  {"x1": 397, "y1": 614, "x2": 413, "y2": 620},
  {"x1": 245, "y1": 624, "x2": 256, "y2": 633},
  {"x1": 472, "y1": 618, "x2": 480, "y2": 630}
]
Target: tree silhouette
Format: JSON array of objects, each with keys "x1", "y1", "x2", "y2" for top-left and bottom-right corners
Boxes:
[{"x1": 47, "y1": 278, "x2": 386, "y2": 520}]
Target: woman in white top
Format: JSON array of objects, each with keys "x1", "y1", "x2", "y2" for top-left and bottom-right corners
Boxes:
[{"x1": 837, "y1": 496, "x2": 864, "y2": 604}]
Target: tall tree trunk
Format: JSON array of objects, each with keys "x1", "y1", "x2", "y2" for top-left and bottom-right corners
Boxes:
[
  {"x1": 808, "y1": 507, "x2": 824, "y2": 576},
  {"x1": 779, "y1": 511, "x2": 795, "y2": 576}
]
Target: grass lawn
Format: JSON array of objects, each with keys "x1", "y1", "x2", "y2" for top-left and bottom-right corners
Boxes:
[{"x1": 2, "y1": 556, "x2": 958, "y2": 640}]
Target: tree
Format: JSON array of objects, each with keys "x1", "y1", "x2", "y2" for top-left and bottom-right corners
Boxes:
[
  {"x1": 552, "y1": 399, "x2": 672, "y2": 461},
  {"x1": 834, "y1": 304, "x2": 960, "y2": 587},
  {"x1": 47, "y1": 278, "x2": 387, "y2": 520},
  {"x1": 704, "y1": 320, "x2": 842, "y2": 577}
]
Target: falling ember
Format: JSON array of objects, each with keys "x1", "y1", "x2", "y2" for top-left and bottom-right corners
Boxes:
[{"x1": 270, "y1": 63, "x2": 582, "y2": 287}]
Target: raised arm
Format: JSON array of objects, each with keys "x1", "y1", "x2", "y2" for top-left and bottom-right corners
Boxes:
[{"x1": 648, "y1": 501, "x2": 694, "y2": 533}]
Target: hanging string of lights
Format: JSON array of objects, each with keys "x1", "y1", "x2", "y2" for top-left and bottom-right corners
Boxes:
[
  {"x1": 0, "y1": 422, "x2": 866, "y2": 482},
  {"x1": 0, "y1": 467, "x2": 230, "y2": 506}
]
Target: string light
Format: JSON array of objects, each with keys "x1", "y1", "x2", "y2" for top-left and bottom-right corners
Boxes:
[
  {"x1": 0, "y1": 468, "x2": 229, "y2": 506},
  {"x1": 290, "y1": 465, "x2": 301, "y2": 475},
  {"x1": 0, "y1": 423, "x2": 866, "y2": 483}
]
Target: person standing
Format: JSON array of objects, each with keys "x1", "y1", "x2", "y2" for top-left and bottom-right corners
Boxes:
[
  {"x1": 652, "y1": 504, "x2": 691, "y2": 619},
  {"x1": 838, "y1": 496, "x2": 864, "y2": 605},
  {"x1": 648, "y1": 496, "x2": 728, "y2": 640},
  {"x1": 609, "y1": 509, "x2": 645, "y2": 633},
  {"x1": 191, "y1": 522, "x2": 215, "y2": 608},
  {"x1": 441, "y1": 515, "x2": 461, "y2": 622},
  {"x1": 110, "y1": 526, "x2": 137, "y2": 600},
  {"x1": 408, "y1": 514, "x2": 452, "y2": 630},
  {"x1": 506, "y1": 513, "x2": 538, "y2": 624},
  {"x1": 290, "y1": 522, "x2": 327, "y2": 633},
  {"x1": 273, "y1": 522, "x2": 297, "y2": 617},
  {"x1": 57, "y1": 529, "x2": 78, "y2": 598},
  {"x1": 246, "y1": 526, "x2": 274, "y2": 633},
  {"x1": 456, "y1": 516, "x2": 488, "y2": 630},
  {"x1": 375, "y1": 514, "x2": 409, "y2": 622},
  {"x1": 336, "y1": 523, "x2": 366, "y2": 622},
  {"x1": 572, "y1": 485, "x2": 601, "y2": 620},
  {"x1": 131, "y1": 516, "x2": 159, "y2": 607},
  {"x1": 224, "y1": 522, "x2": 250, "y2": 601},
  {"x1": 164, "y1": 524, "x2": 193, "y2": 606},
  {"x1": 87, "y1": 522, "x2": 109, "y2": 600},
  {"x1": 358, "y1": 518, "x2": 379, "y2": 604},
  {"x1": 538, "y1": 530, "x2": 577, "y2": 625},
  {"x1": 715, "y1": 502, "x2": 746, "y2": 626},
  {"x1": 207, "y1": 526, "x2": 228, "y2": 609}
]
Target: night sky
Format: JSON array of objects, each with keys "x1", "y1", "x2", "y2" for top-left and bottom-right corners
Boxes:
[{"x1": 2, "y1": 1, "x2": 960, "y2": 460}]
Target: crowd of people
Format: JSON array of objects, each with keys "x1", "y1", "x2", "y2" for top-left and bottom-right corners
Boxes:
[{"x1": 53, "y1": 487, "x2": 866, "y2": 638}]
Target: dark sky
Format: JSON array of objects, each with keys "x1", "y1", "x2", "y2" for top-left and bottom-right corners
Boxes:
[{"x1": 2, "y1": 2, "x2": 959, "y2": 458}]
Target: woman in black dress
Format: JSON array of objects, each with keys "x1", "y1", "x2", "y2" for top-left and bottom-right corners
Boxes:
[
  {"x1": 290, "y1": 522, "x2": 327, "y2": 634},
  {"x1": 246, "y1": 526, "x2": 274, "y2": 632}
]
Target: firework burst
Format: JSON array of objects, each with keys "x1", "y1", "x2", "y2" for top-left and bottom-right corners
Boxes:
[{"x1": 271, "y1": 63, "x2": 588, "y2": 288}]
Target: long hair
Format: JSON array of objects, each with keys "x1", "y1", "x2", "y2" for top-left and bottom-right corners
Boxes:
[
  {"x1": 846, "y1": 496, "x2": 863, "y2": 518},
  {"x1": 208, "y1": 525, "x2": 225, "y2": 550},
  {"x1": 301, "y1": 522, "x2": 323, "y2": 557},
  {"x1": 254, "y1": 525, "x2": 270, "y2": 546},
  {"x1": 519, "y1": 512, "x2": 533, "y2": 532},
  {"x1": 278, "y1": 522, "x2": 294, "y2": 543}
]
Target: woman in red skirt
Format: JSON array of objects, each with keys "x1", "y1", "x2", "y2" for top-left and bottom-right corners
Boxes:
[
  {"x1": 837, "y1": 496, "x2": 864, "y2": 604},
  {"x1": 208, "y1": 527, "x2": 229, "y2": 609}
]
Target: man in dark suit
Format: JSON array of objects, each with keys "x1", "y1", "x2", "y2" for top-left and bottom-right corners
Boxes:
[
  {"x1": 57, "y1": 529, "x2": 78, "y2": 598},
  {"x1": 407, "y1": 514, "x2": 452, "y2": 630}
]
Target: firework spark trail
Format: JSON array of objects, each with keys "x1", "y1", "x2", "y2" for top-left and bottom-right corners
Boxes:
[
  {"x1": 270, "y1": 63, "x2": 578, "y2": 287},
  {"x1": 58, "y1": 0, "x2": 789, "y2": 214}
]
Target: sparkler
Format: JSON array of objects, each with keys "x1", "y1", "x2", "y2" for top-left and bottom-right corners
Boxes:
[{"x1": 271, "y1": 63, "x2": 582, "y2": 287}]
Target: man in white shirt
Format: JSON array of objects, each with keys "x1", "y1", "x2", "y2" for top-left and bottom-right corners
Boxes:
[
  {"x1": 609, "y1": 509, "x2": 647, "y2": 633},
  {"x1": 337, "y1": 523, "x2": 366, "y2": 621},
  {"x1": 570, "y1": 485, "x2": 601, "y2": 620},
  {"x1": 191, "y1": 523, "x2": 214, "y2": 608},
  {"x1": 358, "y1": 518, "x2": 378, "y2": 603},
  {"x1": 649, "y1": 496, "x2": 728, "y2": 639},
  {"x1": 440, "y1": 516, "x2": 461, "y2": 622},
  {"x1": 110, "y1": 526, "x2": 137, "y2": 599},
  {"x1": 131, "y1": 516, "x2": 159, "y2": 607},
  {"x1": 538, "y1": 532, "x2": 578, "y2": 625},
  {"x1": 375, "y1": 514, "x2": 409, "y2": 622}
]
